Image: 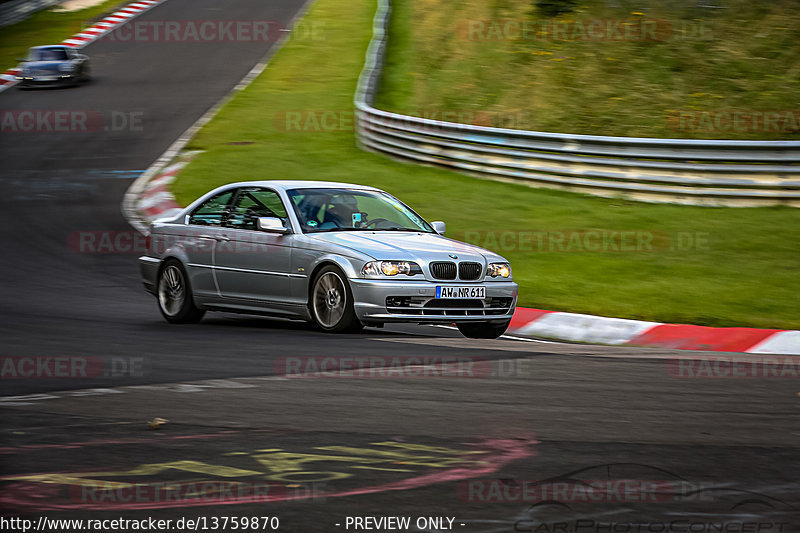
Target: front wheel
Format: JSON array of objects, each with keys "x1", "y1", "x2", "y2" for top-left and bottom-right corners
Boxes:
[
  {"x1": 457, "y1": 320, "x2": 511, "y2": 339},
  {"x1": 310, "y1": 266, "x2": 362, "y2": 333},
  {"x1": 157, "y1": 259, "x2": 205, "y2": 324}
]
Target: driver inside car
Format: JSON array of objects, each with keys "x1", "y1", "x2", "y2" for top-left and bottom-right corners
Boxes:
[{"x1": 320, "y1": 195, "x2": 366, "y2": 229}]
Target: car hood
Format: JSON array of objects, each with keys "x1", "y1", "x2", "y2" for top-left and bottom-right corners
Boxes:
[{"x1": 308, "y1": 231, "x2": 504, "y2": 263}]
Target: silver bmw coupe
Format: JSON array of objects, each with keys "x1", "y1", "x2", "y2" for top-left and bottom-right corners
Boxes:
[{"x1": 139, "y1": 181, "x2": 518, "y2": 338}]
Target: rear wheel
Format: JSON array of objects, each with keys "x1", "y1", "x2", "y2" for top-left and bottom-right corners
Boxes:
[
  {"x1": 157, "y1": 259, "x2": 205, "y2": 324},
  {"x1": 457, "y1": 320, "x2": 511, "y2": 339},
  {"x1": 310, "y1": 266, "x2": 362, "y2": 333}
]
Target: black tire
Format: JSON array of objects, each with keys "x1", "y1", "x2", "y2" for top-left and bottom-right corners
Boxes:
[
  {"x1": 457, "y1": 319, "x2": 511, "y2": 339},
  {"x1": 157, "y1": 259, "x2": 205, "y2": 324},
  {"x1": 310, "y1": 265, "x2": 362, "y2": 333}
]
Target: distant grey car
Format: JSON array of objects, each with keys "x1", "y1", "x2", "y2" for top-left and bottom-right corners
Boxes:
[
  {"x1": 16, "y1": 45, "x2": 90, "y2": 88},
  {"x1": 139, "y1": 181, "x2": 518, "y2": 338}
]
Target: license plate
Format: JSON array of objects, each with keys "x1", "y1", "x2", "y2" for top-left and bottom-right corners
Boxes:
[
  {"x1": 37, "y1": 76, "x2": 57, "y2": 81},
  {"x1": 435, "y1": 286, "x2": 486, "y2": 299}
]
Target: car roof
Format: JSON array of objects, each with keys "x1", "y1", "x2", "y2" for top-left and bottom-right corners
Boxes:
[
  {"x1": 30, "y1": 45, "x2": 68, "y2": 50},
  {"x1": 224, "y1": 180, "x2": 381, "y2": 193}
]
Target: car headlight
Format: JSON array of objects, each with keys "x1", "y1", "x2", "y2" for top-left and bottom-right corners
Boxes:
[
  {"x1": 487, "y1": 262, "x2": 511, "y2": 278},
  {"x1": 362, "y1": 261, "x2": 422, "y2": 277}
]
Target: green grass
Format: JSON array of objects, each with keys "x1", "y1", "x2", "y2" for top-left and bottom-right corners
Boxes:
[
  {"x1": 0, "y1": 0, "x2": 125, "y2": 69},
  {"x1": 375, "y1": 0, "x2": 800, "y2": 140},
  {"x1": 172, "y1": 0, "x2": 800, "y2": 330}
]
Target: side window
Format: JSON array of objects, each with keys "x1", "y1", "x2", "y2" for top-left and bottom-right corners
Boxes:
[
  {"x1": 226, "y1": 188, "x2": 288, "y2": 231},
  {"x1": 188, "y1": 191, "x2": 234, "y2": 226}
]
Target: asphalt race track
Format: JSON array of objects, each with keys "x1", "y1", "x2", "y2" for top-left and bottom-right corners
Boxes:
[{"x1": 0, "y1": 0, "x2": 798, "y2": 531}]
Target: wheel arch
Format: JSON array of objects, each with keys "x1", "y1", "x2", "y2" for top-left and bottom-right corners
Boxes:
[
  {"x1": 305, "y1": 258, "x2": 363, "y2": 333},
  {"x1": 157, "y1": 242, "x2": 192, "y2": 269},
  {"x1": 154, "y1": 257, "x2": 206, "y2": 324},
  {"x1": 306, "y1": 257, "x2": 354, "y2": 308},
  {"x1": 158, "y1": 255, "x2": 191, "y2": 278},
  {"x1": 156, "y1": 255, "x2": 204, "y2": 308}
]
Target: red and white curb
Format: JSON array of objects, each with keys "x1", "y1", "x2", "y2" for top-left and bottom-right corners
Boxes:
[
  {"x1": 0, "y1": 0, "x2": 167, "y2": 93},
  {"x1": 0, "y1": 67, "x2": 21, "y2": 88},
  {"x1": 136, "y1": 160, "x2": 184, "y2": 221},
  {"x1": 507, "y1": 308, "x2": 799, "y2": 355}
]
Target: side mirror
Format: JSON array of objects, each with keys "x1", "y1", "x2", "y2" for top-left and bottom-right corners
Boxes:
[
  {"x1": 431, "y1": 221, "x2": 446, "y2": 235},
  {"x1": 257, "y1": 217, "x2": 290, "y2": 234}
]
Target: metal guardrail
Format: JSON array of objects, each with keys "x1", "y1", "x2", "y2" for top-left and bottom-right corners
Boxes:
[
  {"x1": 0, "y1": 0, "x2": 63, "y2": 27},
  {"x1": 354, "y1": 0, "x2": 800, "y2": 207}
]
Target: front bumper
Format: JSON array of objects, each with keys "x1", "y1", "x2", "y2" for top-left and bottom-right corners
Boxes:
[
  {"x1": 17, "y1": 75, "x2": 75, "y2": 86},
  {"x1": 350, "y1": 278, "x2": 517, "y2": 324}
]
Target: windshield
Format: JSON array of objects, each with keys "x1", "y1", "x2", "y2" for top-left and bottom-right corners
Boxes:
[
  {"x1": 287, "y1": 188, "x2": 434, "y2": 234},
  {"x1": 30, "y1": 48, "x2": 68, "y2": 61}
]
